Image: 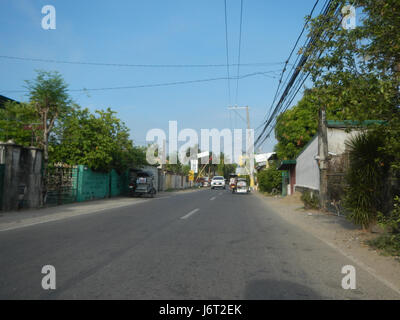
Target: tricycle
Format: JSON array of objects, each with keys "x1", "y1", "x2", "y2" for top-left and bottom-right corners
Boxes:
[{"x1": 128, "y1": 169, "x2": 157, "y2": 198}]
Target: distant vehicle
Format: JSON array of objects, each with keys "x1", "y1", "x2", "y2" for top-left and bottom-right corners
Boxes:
[
  {"x1": 211, "y1": 176, "x2": 225, "y2": 189},
  {"x1": 235, "y1": 178, "x2": 250, "y2": 194},
  {"x1": 229, "y1": 174, "x2": 238, "y2": 191},
  {"x1": 128, "y1": 170, "x2": 157, "y2": 198}
]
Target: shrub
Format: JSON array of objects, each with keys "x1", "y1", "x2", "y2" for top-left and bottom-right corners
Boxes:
[
  {"x1": 301, "y1": 190, "x2": 319, "y2": 209},
  {"x1": 367, "y1": 234, "x2": 400, "y2": 257},
  {"x1": 344, "y1": 131, "x2": 392, "y2": 229},
  {"x1": 257, "y1": 164, "x2": 281, "y2": 193},
  {"x1": 378, "y1": 196, "x2": 400, "y2": 234}
]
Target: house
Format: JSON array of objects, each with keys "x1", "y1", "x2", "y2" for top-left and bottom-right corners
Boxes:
[
  {"x1": 277, "y1": 160, "x2": 296, "y2": 196},
  {"x1": 296, "y1": 120, "x2": 386, "y2": 194},
  {"x1": 278, "y1": 120, "x2": 384, "y2": 197},
  {"x1": 0, "y1": 95, "x2": 17, "y2": 109},
  {"x1": 255, "y1": 152, "x2": 277, "y2": 171}
]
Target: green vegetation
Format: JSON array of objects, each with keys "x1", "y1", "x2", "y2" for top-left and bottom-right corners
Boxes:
[
  {"x1": 344, "y1": 131, "x2": 393, "y2": 228},
  {"x1": 369, "y1": 196, "x2": 400, "y2": 257},
  {"x1": 301, "y1": 191, "x2": 320, "y2": 210},
  {"x1": 274, "y1": 88, "x2": 341, "y2": 160},
  {"x1": 272, "y1": 0, "x2": 400, "y2": 231},
  {"x1": 257, "y1": 163, "x2": 281, "y2": 194},
  {"x1": 0, "y1": 71, "x2": 148, "y2": 173}
]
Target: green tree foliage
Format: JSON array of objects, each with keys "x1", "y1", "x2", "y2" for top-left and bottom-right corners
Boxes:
[
  {"x1": 274, "y1": 88, "x2": 340, "y2": 160},
  {"x1": 344, "y1": 131, "x2": 393, "y2": 228},
  {"x1": 0, "y1": 101, "x2": 39, "y2": 146},
  {"x1": 25, "y1": 70, "x2": 71, "y2": 167},
  {"x1": 257, "y1": 163, "x2": 282, "y2": 193},
  {"x1": 50, "y1": 107, "x2": 146, "y2": 172},
  {"x1": 303, "y1": 0, "x2": 400, "y2": 168}
]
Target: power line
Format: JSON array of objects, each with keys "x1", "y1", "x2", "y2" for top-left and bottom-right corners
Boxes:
[
  {"x1": 0, "y1": 55, "x2": 286, "y2": 69},
  {"x1": 223, "y1": 0, "x2": 231, "y2": 105},
  {"x1": 2, "y1": 70, "x2": 279, "y2": 94},
  {"x1": 257, "y1": 0, "x2": 321, "y2": 130},
  {"x1": 256, "y1": 0, "x2": 341, "y2": 147},
  {"x1": 235, "y1": 0, "x2": 244, "y2": 106},
  {"x1": 255, "y1": 0, "x2": 336, "y2": 146}
]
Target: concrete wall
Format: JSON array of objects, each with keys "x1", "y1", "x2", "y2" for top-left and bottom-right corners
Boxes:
[
  {"x1": 295, "y1": 128, "x2": 362, "y2": 193},
  {"x1": 327, "y1": 127, "x2": 361, "y2": 155},
  {"x1": 296, "y1": 136, "x2": 319, "y2": 191},
  {"x1": 0, "y1": 143, "x2": 43, "y2": 211},
  {"x1": 159, "y1": 171, "x2": 189, "y2": 191}
]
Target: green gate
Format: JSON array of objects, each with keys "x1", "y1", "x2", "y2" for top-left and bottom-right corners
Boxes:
[{"x1": 0, "y1": 164, "x2": 4, "y2": 210}]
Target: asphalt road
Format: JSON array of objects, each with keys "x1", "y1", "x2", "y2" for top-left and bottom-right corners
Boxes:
[{"x1": 0, "y1": 188, "x2": 398, "y2": 299}]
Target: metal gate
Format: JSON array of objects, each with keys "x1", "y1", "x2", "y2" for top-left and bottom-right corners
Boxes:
[{"x1": 45, "y1": 165, "x2": 79, "y2": 206}]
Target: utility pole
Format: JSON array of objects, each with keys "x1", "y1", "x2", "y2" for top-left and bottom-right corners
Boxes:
[
  {"x1": 318, "y1": 106, "x2": 329, "y2": 210},
  {"x1": 228, "y1": 106, "x2": 255, "y2": 189}
]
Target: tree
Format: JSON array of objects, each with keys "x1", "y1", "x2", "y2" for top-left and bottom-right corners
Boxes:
[
  {"x1": 303, "y1": 0, "x2": 400, "y2": 168},
  {"x1": 25, "y1": 70, "x2": 71, "y2": 170},
  {"x1": 0, "y1": 101, "x2": 39, "y2": 146},
  {"x1": 301, "y1": 0, "x2": 400, "y2": 225},
  {"x1": 50, "y1": 107, "x2": 143, "y2": 172},
  {"x1": 274, "y1": 88, "x2": 341, "y2": 160}
]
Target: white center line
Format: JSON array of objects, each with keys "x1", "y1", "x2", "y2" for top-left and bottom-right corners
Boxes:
[
  {"x1": 180, "y1": 208, "x2": 200, "y2": 220},
  {"x1": 210, "y1": 196, "x2": 216, "y2": 201}
]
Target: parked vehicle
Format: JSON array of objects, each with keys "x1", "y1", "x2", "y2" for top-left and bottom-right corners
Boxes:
[
  {"x1": 128, "y1": 169, "x2": 157, "y2": 198},
  {"x1": 211, "y1": 176, "x2": 225, "y2": 189}
]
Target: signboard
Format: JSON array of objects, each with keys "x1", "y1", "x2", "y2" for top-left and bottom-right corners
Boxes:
[
  {"x1": 235, "y1": 167, "x2": 248, "y2": 176},
  {"x1": 197, "y1": 151, "x2": 209, "y2": 158},
  {"x1": 190, "y1": 159, "x2": 198, "y2": 173},
  {"x1": 188, "y1": 170, "x2": 194, "y2": 181}
]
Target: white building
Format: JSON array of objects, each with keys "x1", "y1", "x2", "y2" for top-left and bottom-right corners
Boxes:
[{"x1": 295, "y1": 121, "x2": 365, "y2": 193}]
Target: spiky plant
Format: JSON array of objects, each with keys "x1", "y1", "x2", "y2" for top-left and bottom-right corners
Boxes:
[{"x1": 344, "y1": 131, "x2": 391, "y2": 229}]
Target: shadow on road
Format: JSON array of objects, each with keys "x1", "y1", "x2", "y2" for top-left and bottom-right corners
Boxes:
[{"x1": 244, "y1": 279, "x2": 322, "y2": 300}]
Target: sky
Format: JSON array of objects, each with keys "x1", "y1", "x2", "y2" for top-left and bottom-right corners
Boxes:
[{"x1": 0, "y1": 0, "x2": 323, "y2": 154}]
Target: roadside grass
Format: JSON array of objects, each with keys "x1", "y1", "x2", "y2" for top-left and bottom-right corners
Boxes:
[{"x1": 367, "y1": 233, "x2": 400, "y2": 259}]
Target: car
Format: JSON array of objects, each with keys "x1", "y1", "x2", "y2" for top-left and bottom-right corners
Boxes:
[{"x1": 211, "y1": 176, "x2": 226, "y2": 189}]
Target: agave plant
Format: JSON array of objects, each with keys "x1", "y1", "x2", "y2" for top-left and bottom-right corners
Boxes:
[{"x1": 344, "y1": 131, "x2": 392, "y2": 229}]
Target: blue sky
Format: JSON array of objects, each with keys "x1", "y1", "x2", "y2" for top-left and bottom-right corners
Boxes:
[{"x1": 0, "y1": 0, "x2": 322, "y2": 153}]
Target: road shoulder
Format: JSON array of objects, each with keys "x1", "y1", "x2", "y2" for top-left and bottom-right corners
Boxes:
[{"x1": 256, "y1": 191, "x2": 400, "y2": 296}]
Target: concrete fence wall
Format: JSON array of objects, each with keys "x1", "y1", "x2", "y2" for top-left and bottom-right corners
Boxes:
[
  {"x1": 0, "y1": 145, "x2": 192, "y2": 211},
  {"x1": 0, "y1": 143, "x2": 43, "y2": 211},
  {"x1": 159, "y1": 171, "x2": 189, "y2": 191}
]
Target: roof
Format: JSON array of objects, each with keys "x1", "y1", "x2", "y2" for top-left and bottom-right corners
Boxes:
[
  {"x1": 327, "y1": 120, "x2": 386, "y2": 128},
  {"x1": 277, "y1": 160, "x2": 296, "y2": 171},
  {"x1": 0, "y1": 95, "x2": 18, "y2": 109},
  {"x1": 294, "y1": 119, "x2": 386, "y2": 160}
]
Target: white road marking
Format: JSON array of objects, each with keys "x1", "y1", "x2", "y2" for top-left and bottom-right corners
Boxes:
[
  {"x1": 210, "y1": 196, "x2": 216, "y2": 201},
  {"x1": 180, "y1": 208, "x2": 200, "y2": 220}
]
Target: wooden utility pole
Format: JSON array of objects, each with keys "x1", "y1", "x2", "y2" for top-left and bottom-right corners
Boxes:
[{"x1": 318, "y1": 106, "x2": 329, "y2": 210}]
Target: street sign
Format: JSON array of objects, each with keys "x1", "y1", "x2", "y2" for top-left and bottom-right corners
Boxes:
[{"x1": 190, "y1": 159, "x2": 198, "y2": 173}]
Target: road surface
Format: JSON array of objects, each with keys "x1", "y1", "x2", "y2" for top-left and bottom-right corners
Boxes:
[{"x1": 0, "y1": 189, "x2": 398, "y2": 299}]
